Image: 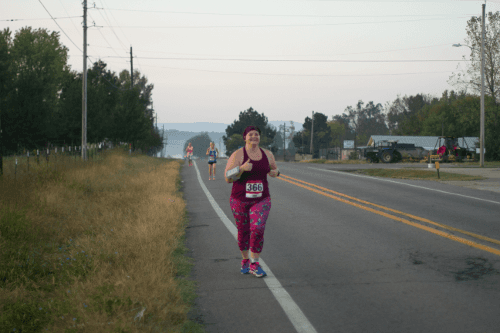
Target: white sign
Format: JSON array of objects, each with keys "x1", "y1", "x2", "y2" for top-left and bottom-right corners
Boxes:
[
  {"x1": 476, "y1": 148, "x2": 486, "y2": 154},
  {"x1": 343, "y1": 140, "x2": 355, "y2": 149}
]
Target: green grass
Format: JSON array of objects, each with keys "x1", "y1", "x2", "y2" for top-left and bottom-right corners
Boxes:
[
  {"x1": 301, "y1": 159, "x2": 367, "y2": 164},
  {"x1": 355, "y1": 168, "x2": 486, "y2": 181}
]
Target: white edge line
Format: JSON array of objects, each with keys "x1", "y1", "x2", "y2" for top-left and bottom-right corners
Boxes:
[
  {"x1": 308, "y1": 166, "x2": 500, "y2": 205},
  {"x1": 193, "y1": 161, "x2": 318, "y2": 333}
]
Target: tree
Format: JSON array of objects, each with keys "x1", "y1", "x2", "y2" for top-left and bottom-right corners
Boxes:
[
  {"x1": 184, "y1": 132, "x2": 212, "y2": 157},
  {"x1": 337, "y1": 101, "x2": 388, "y2": 147},
  {"x1": 3, "y1": 27, "x2": 69, "y2": 152},
  {"x1": 385, "y1": 93, "x2": 437, "y2": 135},
  {"x1": 326, "y1": 119, "x2": 347, "y2": 148},
  {"x1": 0, "y1": 29, "x2": 13, "y2": 172},
  {"x1": 271, "y1": 131, "x2": 283, "y2": 154},
  {"x1": 225, "y1": 134, "x2": 245, "y2": 154},
  {"x1": 287, "y1": 140, "x2": 297, "y2": 156},
  {"x1": 448, "y1": 12, "x2": 500, "y2": 103},
  {"x1": 86, "y1": 61, "x2": 121, "y2": 144},
  {"x1": 293, "y1": 112, "x2": 330, "y2": 157},
  {"x1": 223, "y1": 107, "x2": 276, "y2": 155},
  {"x1": 57, "y1": 70, "x2": 85, "y2": 145}
]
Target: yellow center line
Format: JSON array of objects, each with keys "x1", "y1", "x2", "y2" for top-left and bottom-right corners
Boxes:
[
  {"x1": 280, "y1": 174, "x2": 500, "y2": 247},
  {"x1": 277, "y1": 174, "x2": 500, "y2": 258}
]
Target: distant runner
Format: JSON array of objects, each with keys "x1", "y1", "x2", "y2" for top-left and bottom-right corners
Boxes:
[
  {"x1": 206, "y1": 142, "x2": 219, "y2": 180},
  {"x1": 224, "y1": 126, "x2": 280, "y2": 277},
  {"x1": 185, "y1": 143, "x2": 194, "y2": 166}
]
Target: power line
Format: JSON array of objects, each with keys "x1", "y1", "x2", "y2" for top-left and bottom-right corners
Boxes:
[
  {"x1": 87, "y1": 42, "x2": 455, "y2": 58},
  {"x1": 99, "y1": 56, "x2": 470, "y2": 62},
  {"x1": 57, "y1": 0, "x2": 81, "y2": 36},
  {"x1": 134, "y1": 63, "x2": 457, "y2": 77},
  {"x1": 101, "y1": 0, "x2": 132, "y2": 46},
  {"x1": 102, "y1": 7, "x2": 474, "y2": 18},
  {"x1": 37, "y1": 0, "x2": 82, "y2": 53},
  {"x1": 101, "y1": 0, "x2": 144, "y2": 74},
  {"x1": 95, "y1": 2, "x2": 128, "y2": 51},
  {"x1": 0, "y1": 16, "x2": 81, "y2": 22},
  {"x1": 88, "y1": 11, "x2": 123, "y2": 57},
  {"x1": 99, "y1": 16, "x2": 469, "y2": 29},
  {"x1": 73, "y1": 56, "x2": 459, "y2": 77}
]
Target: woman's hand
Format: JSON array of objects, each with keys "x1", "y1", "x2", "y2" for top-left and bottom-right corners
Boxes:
[
  {"x1": 268, "y1": 169, "x2": 279, "y2": 177},
  {"x1": 241, "y1": 160, "x2": 253, "y2": 172}
]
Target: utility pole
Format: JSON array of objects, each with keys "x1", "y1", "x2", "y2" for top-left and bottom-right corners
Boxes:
[
  {"x1": 480, "y1": 3, "x2": 485, "y2": 167},
  {"x1": 130, "y1": 46, "x2": 134, "y2": 88},
  {"x1": 310, "y1": 111, "x2": 314, "y2": 155},
  {"x1": 283, "y1": 122, "x2": 286, "y2": 160},
  {"x1": 82, "y1": 0, "x2": 88, "y2": 161},
  {"x1": 162, "y1": 124, "x2": 164, "y2": 158}
]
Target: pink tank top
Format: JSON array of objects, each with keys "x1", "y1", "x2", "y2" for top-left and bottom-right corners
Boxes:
[{"x1": 231, "y1": 147, "x2": 271, "y2": 202}]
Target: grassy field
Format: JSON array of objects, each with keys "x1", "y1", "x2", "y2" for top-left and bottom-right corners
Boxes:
[
  {"x1": 0, "y1": 149, "x2": 203, "y2": 332},
  {"x1": 355, "y1": 168, "x2": 486, "y2": 181}
]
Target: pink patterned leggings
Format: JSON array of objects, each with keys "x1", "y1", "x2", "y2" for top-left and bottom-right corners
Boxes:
[{"x1": 230, "y1": 196, "x2": 272, "y2": 254}]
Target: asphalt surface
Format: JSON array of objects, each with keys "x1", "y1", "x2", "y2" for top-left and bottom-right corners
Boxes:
[{"x1": 182, "y1": 159, "x2": 500, "y2": 333}]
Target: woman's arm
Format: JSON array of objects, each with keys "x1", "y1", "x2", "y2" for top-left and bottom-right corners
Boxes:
[
  {"x1": 206, "y1": 148, "x2": 210, "y2": 155},
  {"x1": 225, "y1": 149, "x2": 241, "y2": 183},
  {"x1": 265, "y1": 150, "x2": 280, "y2": 177},
  {"x1": 225, "y1": 148, "x2": 250, "y2": 183}
]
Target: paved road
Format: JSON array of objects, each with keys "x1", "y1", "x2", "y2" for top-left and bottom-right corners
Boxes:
[{"x1": 182, "y1": 159, "x2": 500, "y2": 333}]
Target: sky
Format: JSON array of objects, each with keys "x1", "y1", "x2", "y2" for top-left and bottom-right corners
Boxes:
[{"x1": 3, "y1": 0, "x2": 499, "y2": 128}]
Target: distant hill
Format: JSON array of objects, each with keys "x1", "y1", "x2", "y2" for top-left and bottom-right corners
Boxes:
[
  {"x1": 159, "y1": 121, "x2": 303, "y2": 134},
  {"x1": 157, "y1": 121, "x2": 304, "y2": 158},
  {"x1": 158, "y1": 122, "x2": 229, "y2": 133}
]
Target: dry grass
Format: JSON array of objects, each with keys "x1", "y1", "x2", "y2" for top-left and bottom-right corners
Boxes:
[
  {"x1": 355, "y1": 168, "x2": 486, "y2": 181},
  {"x1": 0, "y1": 149, "x2": 202, "y2": 332}
]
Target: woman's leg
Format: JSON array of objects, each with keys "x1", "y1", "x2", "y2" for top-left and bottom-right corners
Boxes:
[
  {"x1": 213, "y1": 163, "x2": 216, "y2": 179},
  {"x1": 248, "y1": 197, "x2": 272, "y2": 260},
  {"x1": 208, "y1": 163, "x2": 212, "y2": 179},
  {"x1": 230, "y1": 197, "x2": 251, "y2": 259}
]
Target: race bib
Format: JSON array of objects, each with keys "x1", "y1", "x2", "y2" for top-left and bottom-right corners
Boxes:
[
  {"x1": 246, "y1": 181, "x2": 263, "y2": 198},
  {"x1": 209, "y1": 156, "x2": 215, "y2": 161}
]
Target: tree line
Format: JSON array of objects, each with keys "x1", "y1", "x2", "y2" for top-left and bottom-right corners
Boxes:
[
  {"x1": 220, "y1": 12, "x2": 499, "y2": 161},
  {"x1": 0, "y1": 27, "x2": 163, "y2": 156},
  {"x1": 222, "y1": 90, "x2": 500, "y2": 161},
  {"x1": 291, "y1": 90, "x2": 499, "y2": 161}
]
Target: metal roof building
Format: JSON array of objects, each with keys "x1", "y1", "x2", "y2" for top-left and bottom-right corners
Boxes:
[{"x1": 366, "y1": 136, "x2": 479, "y2": 151}]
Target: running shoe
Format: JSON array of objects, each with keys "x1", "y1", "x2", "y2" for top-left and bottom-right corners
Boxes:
[
  {"x1": 241, "y1": 259, "x2": 250, "y2": 274},
  {"x1": 250, "y1": 262, "x2": 267, "y2": 277}
]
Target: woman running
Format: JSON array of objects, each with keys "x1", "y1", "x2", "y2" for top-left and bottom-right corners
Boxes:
[
  {"x1": 185, "y1": 142, "x2": 194, "y2": 166},
  {"x1": 224, "y1": 126, "x2": 280, "y2": 277},
  {"x1": 206, "y1": 142, "x2": 219, "y2": 180}
]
